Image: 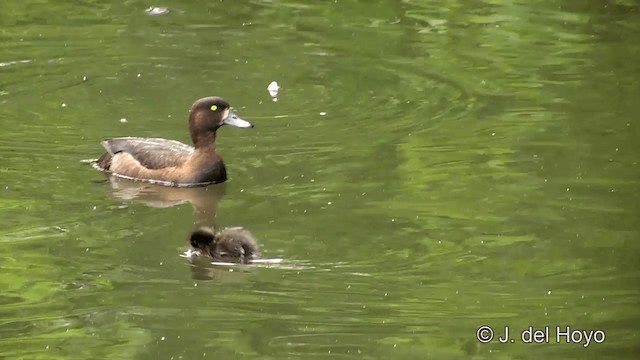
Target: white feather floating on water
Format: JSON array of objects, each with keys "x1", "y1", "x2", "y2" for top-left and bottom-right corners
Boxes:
[
  {"x1": 267, "y1": 81, "x2": 280, "y2": 102},
  {"x1": 145, "y1": 7, "x2": 169, "y2": 16}
]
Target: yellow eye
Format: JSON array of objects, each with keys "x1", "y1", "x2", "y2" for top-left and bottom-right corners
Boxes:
[{"x1": 210, "y1": 105, "x2": 218, "y2": 111}]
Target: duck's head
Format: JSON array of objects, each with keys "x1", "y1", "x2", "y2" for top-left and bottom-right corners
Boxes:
[{"x1": 188, "y1": 97, "x2": 253, "y2": 144}]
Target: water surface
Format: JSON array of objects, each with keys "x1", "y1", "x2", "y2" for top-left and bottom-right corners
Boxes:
[{"x1": 1, "y1": 0, "x2": 639, "y2": 359}]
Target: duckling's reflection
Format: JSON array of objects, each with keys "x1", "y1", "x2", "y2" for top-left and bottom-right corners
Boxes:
[{"x1": 105, "y1": 176, "x2": 260, "y2": 279}]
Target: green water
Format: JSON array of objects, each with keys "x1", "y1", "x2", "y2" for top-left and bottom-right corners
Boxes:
[{"x1": 1, "y1": 0, "x2": 639, "y2": 359}]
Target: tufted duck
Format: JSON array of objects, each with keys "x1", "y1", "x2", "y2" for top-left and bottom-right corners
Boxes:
[{"x1": 92, "y1": 97, "x2": 253, "y2": 187}]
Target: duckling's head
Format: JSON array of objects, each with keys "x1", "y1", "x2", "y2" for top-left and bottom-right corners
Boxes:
[
  {"x1": 189, "y1": 227, "x2": 216, "y2": 256},
  {"x1": 188, "y1": 97, "x2": 253, "y2": 144},
  {"x1": 189, "y1": 226, "x2": 260, "y2": 263}
]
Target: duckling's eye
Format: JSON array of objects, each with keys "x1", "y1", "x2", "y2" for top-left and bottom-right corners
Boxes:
[{"x1": 210, "y1": 105, "x2": 218, "y2": 111}]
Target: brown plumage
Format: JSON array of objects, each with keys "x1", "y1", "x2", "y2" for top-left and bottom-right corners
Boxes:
[
  {"x1": 189, "y1": 227, "x2": 260, "y2": 263},
  {"x1": 92, "y1": 97, "x2": 253, "y2": 187}
]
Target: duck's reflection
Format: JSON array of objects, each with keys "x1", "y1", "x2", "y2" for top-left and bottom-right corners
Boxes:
[
  {"x1": 104, "y1": 176, "x2": 260, "y2": 279},
  {"x1": 106, "y1": 175, "x2": 225, "y2": 228}
]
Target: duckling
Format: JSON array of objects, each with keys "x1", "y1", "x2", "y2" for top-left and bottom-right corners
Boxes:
[
  {"x1": 189, "y1": 226, "x2": 260, "y2": 263},
  {"x1": 92, "y1": 97, "x2": 253, "y2": 187}
]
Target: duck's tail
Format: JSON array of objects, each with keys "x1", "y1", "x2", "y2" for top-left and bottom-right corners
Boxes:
[
  {"x1": 94, "y1": 153, "x2": 112, "y2": 171},
  {"x1": 80, "y1": 153, "x2": 112, "y2": 172}
]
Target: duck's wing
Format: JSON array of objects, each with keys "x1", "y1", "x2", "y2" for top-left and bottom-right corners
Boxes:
[{"x1": 101, "y1": 137, "x2": 194, "y2": 169}]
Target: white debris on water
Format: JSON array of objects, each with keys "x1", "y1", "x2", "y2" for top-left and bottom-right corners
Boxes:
[
  {"x1": 319, "y1": 112, "x2": 327, "y2": 116},
  {"x1": 267, "y1": 81, "x2": 280, "y2": 101},
  {"x1": 145, "y1": 7, "x2": 169, "y2": 16},
  {"x1": 119, "y1": 118, "x2": 128, "y2": 123}
]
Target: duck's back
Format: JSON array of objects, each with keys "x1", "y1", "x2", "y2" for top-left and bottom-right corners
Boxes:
[{"x1": 100, "y1": 137, "x2": 194, "y2": 170}]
